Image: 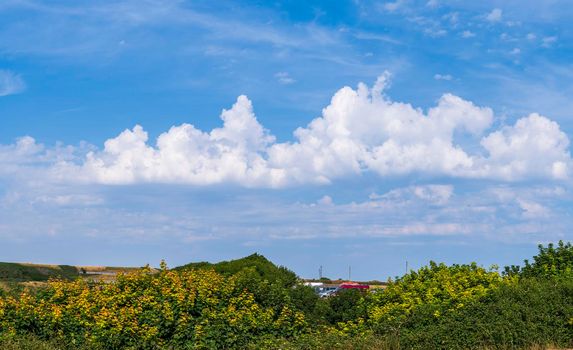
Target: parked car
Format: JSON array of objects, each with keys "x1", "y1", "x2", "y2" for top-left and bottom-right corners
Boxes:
[{"x1": 318, "y1": 287, "x2": 337, "y2": 298}]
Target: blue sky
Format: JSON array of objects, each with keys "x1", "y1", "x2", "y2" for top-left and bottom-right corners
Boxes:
[{"x1": 1, "y1": 0, "x2": 572, "y2": 280}]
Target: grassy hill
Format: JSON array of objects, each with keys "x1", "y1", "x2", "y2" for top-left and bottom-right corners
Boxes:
[
  {"x1": 175, "y1": 253, "x2": 298, "y2": 287},
  {"x1": 0, "y1": 262, "x2": 80, "y2": 282},
  {"x1": 0, "y1": 262, "x2": 150, "y2": 284},
  {"x1": 0, "y1": 254, "x2": 296, "y2": 288}
]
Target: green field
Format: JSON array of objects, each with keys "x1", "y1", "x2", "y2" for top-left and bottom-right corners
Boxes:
[
  {"x1": 0, "y1": 262, "x2": 155, "y2": 289},
  {"x1": 0, "y1": 262, "x2": 81, "y2": 282}
]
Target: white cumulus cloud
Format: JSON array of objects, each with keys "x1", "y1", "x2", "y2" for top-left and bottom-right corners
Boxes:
[
  {"x1": 486, "y1": 8, "x2": 503, "y2": 23},
  {"x1": 76, "y1": 96, "x2": 283, "y2": 187},
  {"x1": 4, "y1": 74, "x2": 572, "y2": 188},
  {"x1": 479, "y1": 113, "x2": 570, "y2": 180}
]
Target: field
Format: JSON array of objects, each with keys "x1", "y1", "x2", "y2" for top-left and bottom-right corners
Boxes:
[
  {"x1": 0, "y1": 261, "x2": 155, "y2": 284},
  {"x1": 1, "y1": 245, "x2": 573, "y2": 349}
]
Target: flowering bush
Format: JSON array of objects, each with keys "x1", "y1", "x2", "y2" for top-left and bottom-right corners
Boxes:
[
  {"x1": 0, "y1": 265, "x2": 306, "y2": 349},
  {"x1": 367, "y1": 261, "x2": 503, "y2": 333},
  {"x1": 3, "y1": 245, "x2": 573, "y2": 349}
]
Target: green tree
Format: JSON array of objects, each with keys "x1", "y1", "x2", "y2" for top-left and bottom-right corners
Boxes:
[
  {"x1": 326, "y1": 289, "x2": 369, "y2": 325},
  {"x1": 506, "y1": 240, "x2": 573, "y2": 278}
]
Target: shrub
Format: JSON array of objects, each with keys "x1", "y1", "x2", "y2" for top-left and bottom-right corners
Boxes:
[
  {"x1": 176, "y1": 253, "x2": 298, "y2": 289},
  {"x1": 396, "y1": 276, "x2": 573, "y2": 349},
  {"x1": 4, "y1": 247, "x2": 573, "y2": 349},
  {"x1": 0, "y1": 267, "x2": 307, "y2": 349},
  {"x1": 505, "y1": 240, "x2": 573, "y2": 278},
  {"x1": 368, "y1": 261, "x2": 502, "y2": 334}
]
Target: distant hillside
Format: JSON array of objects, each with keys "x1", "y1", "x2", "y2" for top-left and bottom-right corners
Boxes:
[
  {"x1": 0, "y1": 262, "x2": 80, "y2": 282},
  {"x1": 1, "y1": 255, "x2": 296, "y2": 287},
  {"x1": 0, "y1": 262, "x2": 149, "y2": 283},
  {"x1": 175, "y1": 253, "x2": 298, "y2": 287}
]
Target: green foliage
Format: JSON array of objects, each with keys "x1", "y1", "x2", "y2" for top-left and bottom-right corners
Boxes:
[
  {"x1": 4, "y1": 248, "x2": 573, "y2": 349},
  {"x1": 0, "y1": 263, "x2": 80, "y2": 282},
  {"x1": 232, "y1": 266, "x2": 290, "y2": 313},
  {"x1": 325, "y1": 289, "x2": 369, "y2": 325},
  {"x1": 505, "y1": 240, "x2": 573, "y2": 278},
  {"x1": 176, "y1": 253, "x2": 298, "y2": 288},
  {"x1": 178, "y1": 254, "x2": 325, "y2": 328},
  {"x1": 0, "y1": 333, "x2": 397, "y2": 350},
  {"x1": 0, "y1": 335, "x2": 67, "y2": 350},
  {"x1": 0, "y1": 267, "x2": 307, "y2": 349},
  {"x1": 245, "y1": 332, "x2": 398, "y2": 350},
  {"x1": 288, "y1": 285, "x2": 321, "y2": 321},
  {"x1": 395, "y1": 276, "x2": 573, "y2": 349},
  {"x1": 368, "y1": 261, "x2": 502, "y2": 333}
]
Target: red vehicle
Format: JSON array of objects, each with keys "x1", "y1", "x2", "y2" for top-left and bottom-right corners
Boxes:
[{"x1": 338, "y1": 282, "x2": 369, "y2": 290}]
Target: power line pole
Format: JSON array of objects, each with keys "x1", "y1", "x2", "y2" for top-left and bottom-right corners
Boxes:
[
  {"x1": 406, "y1": 260, "x2": 409, "y2": 275},
  {"x1": 319, "y1": 265, "x2": 323, "y2": 279},
  {"x1": 348, "y1": 265, "x2": 352, "y2": 281}
]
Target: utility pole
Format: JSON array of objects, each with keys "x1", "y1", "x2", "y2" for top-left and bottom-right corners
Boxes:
[
  {"x1": 319, "y1": 265, "x2": 323, "y2": 279},
  {"x1": 406, "y1": 260, "x2": 409, "y2": 274},
  {"x1": 348, "y1": 266, "x2": 352, "y2": 281}
]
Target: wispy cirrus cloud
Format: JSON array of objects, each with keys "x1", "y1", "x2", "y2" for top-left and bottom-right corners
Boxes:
[
  {"x1": 0, "y1": 0, "x2": 345, "y2": 59},
  {"x1": 275, "y1": 72, "x2": 296, "y2": 85},
  {"x1": 1, "y1": 175, "x2": 568, "y2": 245},
  {"x1": 0, "y1": 70, "x2": 25, "y2": 96},
  {"x1": 434, "y1": 73, "x2": 453, "y2": 80}
]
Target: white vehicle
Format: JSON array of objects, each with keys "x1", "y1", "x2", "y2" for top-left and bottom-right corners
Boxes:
[{"x1": 318, "y1": 287, "x2": 337, "y2": 298}]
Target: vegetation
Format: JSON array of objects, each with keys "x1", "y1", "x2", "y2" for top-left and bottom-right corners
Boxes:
[
  {"x1": 175, "y1": 253, "x2": 297, "y2": 288},
  {"x1": 0, "y1": 263, "x2": 80, "y2": 282},
  {"x1": 505, "y1": 241, "x2": 573, "y2": 278},
  {"x1": 2, "y1": 242, "x2": 573, "y2": 349},
  {"x1": 0, "y1": 262, "x2": 147, "y2": 284},
  {"x1": 368, "y1": 261, "x2": 503, "y2": 335}
]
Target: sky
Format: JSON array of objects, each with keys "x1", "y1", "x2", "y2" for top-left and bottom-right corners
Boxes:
[{"x1": 1, "y1": 0, "x2": 573, "y2": 280}]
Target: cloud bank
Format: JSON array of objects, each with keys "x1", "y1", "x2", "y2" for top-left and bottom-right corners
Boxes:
[{"x1": 4, "y1": 74, "x2": 571, "y2": 188}]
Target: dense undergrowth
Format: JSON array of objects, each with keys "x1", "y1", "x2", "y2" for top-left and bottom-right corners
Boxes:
[{"x1": 2, "y1": 243, "x2": 573, "y2": 349}]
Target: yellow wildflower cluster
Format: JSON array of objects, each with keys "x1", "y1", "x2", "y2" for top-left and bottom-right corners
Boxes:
[
  {"x1": 368, "y1": 262, "x2": 503, "y2": 331},
  {"x1": 0, "y1": 266, "x2": 307, "y2": 349}
]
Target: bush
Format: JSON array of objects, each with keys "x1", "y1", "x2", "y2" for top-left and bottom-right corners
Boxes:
[
  {"x1": 0, "y1": 267, "x2": 306, "y2": 349},
  {"x1": 505, "y1": 240, "x2": 573, "y2": 278},
  {"x1": 245, "y1": 332, "x2": 397, "y2": 350},
  {"x1": 4, "y1": 247, "x2": 573, "y2": 349},
  {"x1": 395, "y1": 276, "x2": 573, "y2": 349},
  {"x1": 176, "y1": 253, "x2": 298, "y2": 289},
  {"x1": 326, "y1": 289, "x2": 369, "y2": 325},
  {"x1": 368, "y1": 261, "x2": 502, "y2": 334}
]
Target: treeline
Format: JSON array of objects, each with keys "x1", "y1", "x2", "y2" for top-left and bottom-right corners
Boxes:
[{"x1": 2, "y1": 243, "x2": 573, "y2": 349}]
